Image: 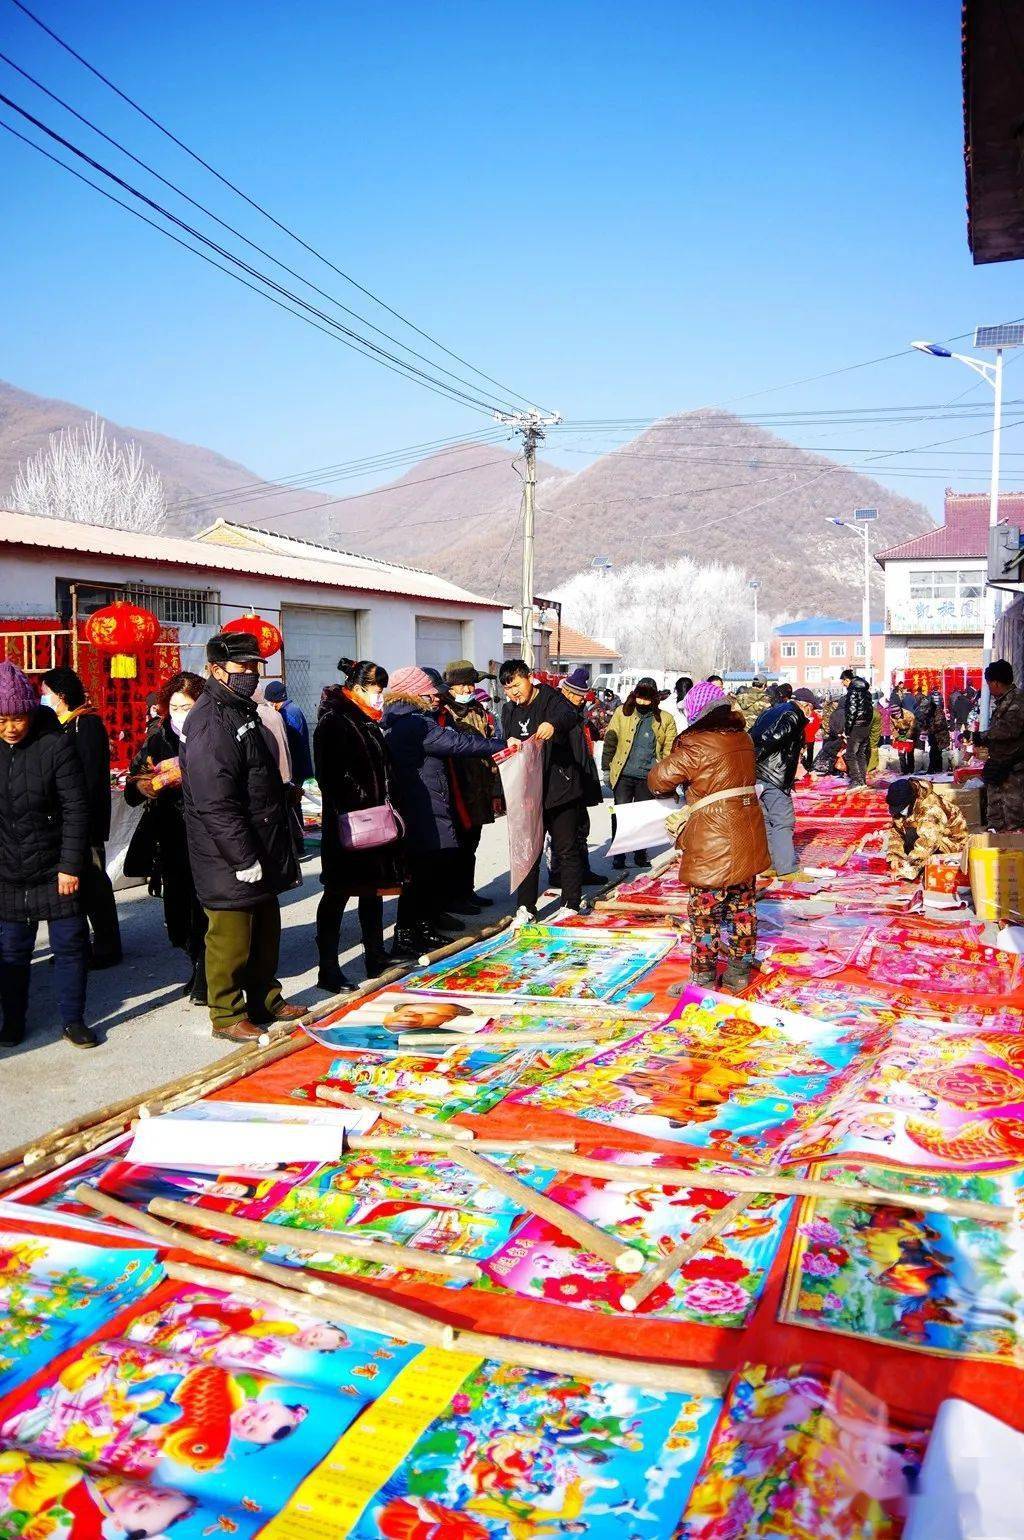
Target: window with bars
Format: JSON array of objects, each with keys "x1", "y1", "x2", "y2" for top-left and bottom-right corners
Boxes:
[{"x1": 56, "y1": 579, "x2": 218, "y2": 627}]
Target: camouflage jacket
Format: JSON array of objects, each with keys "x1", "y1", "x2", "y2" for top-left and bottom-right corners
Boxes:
[
  {"x1": 735, "y1": 688, "x2": 771, "y2": 730},
  {"x1": 884, "y1": 780, "x2": 969, "y2": 878},
  {"x1": 981, "y1": 685, "x2": 1024, "y2": 767}
]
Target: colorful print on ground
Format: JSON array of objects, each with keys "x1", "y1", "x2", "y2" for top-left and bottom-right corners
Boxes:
[
  {"x1": 483, "y1": 1149, "x2": 790, "y2": 1320},
  {"x1": 675, "y1": 1363, "x2": 929, "y2": 1539},
  {"x1": 345, "y1": 1353, "x2": 722, "y2": 1538},
  {"x1": 0, "y1": 1229, "x2": 161, "y2": 1398},
  {"x1": 121, "y1": 1283, "x2": 419, "y2": 1393},
  {"x1": 402, "y1": 924, "x2": 673, "y2": 1001},
  {"x1": 781, "y1": 1162, "x2": 1023, "y2": 1363},
  {"x1": 0, "y1": 1336, "x2": 368, "y2": 1514},
  {"x1": 0, "y1": 1452, "x2": 265, "y2": 1540},
  {"x1": 515, "y1": 989, "x2": 880, "y2": 1162}
]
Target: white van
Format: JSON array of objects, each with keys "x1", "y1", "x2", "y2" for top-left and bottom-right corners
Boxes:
[{"x1": 592, "y1": 668, "x2": 686, "y2": 700}]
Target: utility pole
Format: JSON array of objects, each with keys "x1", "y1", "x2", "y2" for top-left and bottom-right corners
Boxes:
[{"x1": 495, "y1": 409, "x2": 562, "y2": 668}]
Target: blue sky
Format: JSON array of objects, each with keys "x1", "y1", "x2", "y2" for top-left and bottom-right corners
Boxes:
[{"x1": 3, "y1": 0, "x2": 1024, "y2": 517}]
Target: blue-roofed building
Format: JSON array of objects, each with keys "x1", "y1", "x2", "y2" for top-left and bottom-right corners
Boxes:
[{"x1": 770, "y1": 616, "x2": 884, "y2": 690}]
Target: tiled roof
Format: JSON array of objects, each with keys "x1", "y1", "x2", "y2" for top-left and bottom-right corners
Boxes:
[
  {"x1": 876, "y1": 490, "x2": 1024, "y2": 563},
  {"x1": 774, "y1": 616, "x2": 883, "y2": 637},
  {"x1": 545, "y1": 622, "x2": 621, "y2": 661},
  {"x1": 0, "y1": 510, "x2": 502, "y2": 609}
]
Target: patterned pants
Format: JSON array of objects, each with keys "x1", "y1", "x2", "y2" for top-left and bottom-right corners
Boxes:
[{"x1": 687, "y1": 880, "x2": 757, "y2": 977}]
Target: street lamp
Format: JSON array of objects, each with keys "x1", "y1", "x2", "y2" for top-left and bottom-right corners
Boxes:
[
  {"x1": 911, "y1": 324, "x2": 1024, "y2": 726},
  {"x1": 748, "y1": 579, "x2": 762, "y2": 672},
  {"x1": 827, "y1": 508, "x2": 877, "y2": 684}
]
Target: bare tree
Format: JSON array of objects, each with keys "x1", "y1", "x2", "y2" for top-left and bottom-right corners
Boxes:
[
  {"x1": 10, "y1": 416, "x2": 168, "y2": 533},
  {"x1": 557, "y1": 557, "x2": 762, "y2": 678}
]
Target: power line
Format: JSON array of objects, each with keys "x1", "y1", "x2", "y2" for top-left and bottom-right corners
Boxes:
[
  {"x1": 8, "y1": 0, "x2": 549, "y2": 414},
  {"x1": 0, "y1": 93, "x2": 507, "y2": 416},
  {"x1": 0, "y1": 47, "x2": 524, "y2": 417}
]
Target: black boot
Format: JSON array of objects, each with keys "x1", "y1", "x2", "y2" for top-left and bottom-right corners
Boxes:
[
  {"x1": 390, "y1": 927, "x2": 423, "y2": 962},
  {"x1": 433, "y1": 912, "x2": 465, "y2": 935},
  {"x1": 364, "y1": 948, "x2": 390, "y2": 980},
  {"x1": 0, "y1": 963, "x2": 29, "y2": 1047},
  {"x1": 633, "y1": 849, "x2": 651, "y2": 869},
  {"x1": 187, "y1": 955, "x2": 208, "y2": 1006},
  {"x1": 612, "y1": 854, "x2": 627, "y2": 871},
  {"x1": 471, "y1": 892, "x2": 494, "y2": 907},
  {"x1": 317, "y1": 961, "x2": 352, "y2": 993}
]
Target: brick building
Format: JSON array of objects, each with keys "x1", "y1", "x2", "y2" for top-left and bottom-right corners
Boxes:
[{"x1": 770, "y1": 616, "x2": 883, "y2": 690}]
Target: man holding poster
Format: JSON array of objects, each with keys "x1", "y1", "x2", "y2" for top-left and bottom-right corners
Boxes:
[{"x1": 499, "y1": 660, "x2": 590, "y2": 919}]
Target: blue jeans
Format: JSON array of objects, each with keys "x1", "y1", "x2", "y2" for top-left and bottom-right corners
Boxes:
[{"x1": 0, "y1": 915, "x2": 88, "y2": 1032}]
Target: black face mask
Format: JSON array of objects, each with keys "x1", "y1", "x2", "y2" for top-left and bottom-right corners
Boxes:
[
  {"x1": 636, "y1": 699, "x2": 655, "y2": 713},
  {"x1": 223, "y1": 670, "x2": 259, "y2": 699}
]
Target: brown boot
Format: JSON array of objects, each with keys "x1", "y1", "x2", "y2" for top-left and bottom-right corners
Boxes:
[
  {"x1": 269, "y1": 1003, "x2": 306, "y2": 1022},
  {"x1": 212, "y1": 1018, "x2": 266, "y2": 1043}
]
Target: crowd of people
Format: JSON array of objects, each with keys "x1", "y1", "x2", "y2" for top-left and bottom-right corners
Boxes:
[{"x1": 1, "y1": 634, "x2": 1022, "y2": 1053}]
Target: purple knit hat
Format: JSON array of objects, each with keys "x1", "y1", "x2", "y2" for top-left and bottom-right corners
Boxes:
[
  {"x1": 387, "y1": 665, "x2": 439, "y2": 700},
  {"x1": 683, "y1": 679, "x2": 728, "y2": 726},
  {"x1": 0, "y1": 662, "x2": 39, "y2": 717}
]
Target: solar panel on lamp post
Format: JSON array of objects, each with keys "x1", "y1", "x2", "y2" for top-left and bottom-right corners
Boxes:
[{"x1": 911, "y1": 328, "x2": 1024, "y2": 727}]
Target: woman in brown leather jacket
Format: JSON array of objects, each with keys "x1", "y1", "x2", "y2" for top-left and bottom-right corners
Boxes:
[{"x1": 648, "y1": 679, "x2": 770, "y2": 991}]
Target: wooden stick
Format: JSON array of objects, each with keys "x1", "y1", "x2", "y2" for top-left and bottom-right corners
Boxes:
[
  {"x1": 622, "y1": 1194, "x2": 752, "y2": 1312},
  {"x1": 73, "y1": 1184, "x2": 454, "y2": 1347},
  {"x1": 531, "y1": 1152, "x2": 1015, "y2": 1226},
  {"x1": 165, "y1": 1261, "x2": 728, "y2": 1397},
  {"x1": 413, "y1": 917, "x2": 511, "y2": 966},
  {"x1": 347, "y1": 1136, "x2": 577, "y2": 1154},
  {"x1": 148, "y1": 1197, "x2": 481, "y2": 1280},
  {"x1": 449, "y1": 1146, "x2": 643, "y2": 1273},
  {"x1": 316, "y1": 1085, "x2": 473, "y2": 1142}
]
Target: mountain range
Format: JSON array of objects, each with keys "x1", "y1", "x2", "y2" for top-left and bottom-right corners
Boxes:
[{"x1": 0, "y1": 379, "x2": 936, "y2": 617}]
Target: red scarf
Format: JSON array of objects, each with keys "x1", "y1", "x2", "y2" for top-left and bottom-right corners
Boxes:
[{"x1": 343, "y1": 687, "x2": 382, "y2": 723}]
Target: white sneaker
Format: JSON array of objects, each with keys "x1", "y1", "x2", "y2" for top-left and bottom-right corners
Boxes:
[{"x1": 512, "y1": 905, "x2": 539, "y2": 928}]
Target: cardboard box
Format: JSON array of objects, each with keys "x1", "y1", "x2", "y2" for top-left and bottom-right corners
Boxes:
[
  {"x1": 968, "y1": 833, "x2": 1024, "y2": 923},
  {"x1": 933, "y1": 780, "x2": 983, "y2": 831}
]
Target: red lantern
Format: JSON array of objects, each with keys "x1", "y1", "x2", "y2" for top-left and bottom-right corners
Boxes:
[
  {"x1": 223, "y1": 613, "x2": 282, "y2": 659},
  {"x1": 84, "y1": 600, "x2": 160, "y2": 680}
]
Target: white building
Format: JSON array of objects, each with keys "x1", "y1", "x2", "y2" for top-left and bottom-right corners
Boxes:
[{"x1": 0, "y1": 511, "x2": 504, "y2": 725}]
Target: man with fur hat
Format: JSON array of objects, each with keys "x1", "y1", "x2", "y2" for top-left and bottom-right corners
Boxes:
[
  {"x1": 602, "y1": 675, "x2": 677, "y2": 870},
  {"x1": 180, "y1": 632, "x2": 304, "y2": 1042}
]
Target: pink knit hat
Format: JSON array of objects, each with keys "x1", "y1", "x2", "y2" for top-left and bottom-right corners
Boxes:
[
  {"x1": 683, "y1": 679, "x2": 728, "y2": 726},
  {"x1": 0, "y1": 662, "x2": 39, "y2": 717},
  {"x1": 388, "y1": 665, "x2": 439, "y2": 700}
]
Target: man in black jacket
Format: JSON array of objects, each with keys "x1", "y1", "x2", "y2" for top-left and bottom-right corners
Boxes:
[
  {"x1": 751, "y1": 685, "x2": 805, "y2": 875},
  {"x1": 499, "y1": 660, "x2": 589, "y2": 918},
  {"x1": 180, "y1": 632, "x2": 303, "y2": 1043},
  {"x1": 840, "y1": 668, "x2": 873, "y2": 787},
  {"x1": 40, "y1": 666, "x2": 121, "y2": 968}
]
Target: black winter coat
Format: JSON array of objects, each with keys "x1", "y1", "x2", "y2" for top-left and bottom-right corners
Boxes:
[
  {"x1": 124, "y1": 720, "x2": 204, "y2": 952},
  {"x1": 751, "y1": 701, "x2": 805, "y2": 792},
  {"x1": 500, "y1": 682, "x2": 585, "y2": 810},
  {"x1": 0, "y1": 708, "x2": 89, "y2": 922},
  {"x1": 444, "y1": 698, "x2": 502, "y2": 828},
  {"x1": 843, "y1": 675, "x2": 873, "y2": 732},
  {"x1": 61, "y1": 709, "x2": 112, "y2": 845},
  {"x1": 180, "y1": 677, "x2": 300, "y2": 911},
  {"x1": 383, "y1": 695, "x2": 502, "y2": 853},
  {"x1": 315, "y1": 688, "x2": 406, "y2": 895}
]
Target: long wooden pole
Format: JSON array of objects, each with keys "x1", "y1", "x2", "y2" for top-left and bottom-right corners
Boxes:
[
  {"x1": 74, "y1": 1185, "x2": 454, "y2": 1347},
  {"x1": 347, "y1": 1136, "x2": 577, "y2": 1154},
  {"x1": 148, "y1": 1197, "x2": 481, "y2": 1281},
  {"x1": 622, "y1": 1194, "x2": 751, "y2": 1312},
  {"x1": 528, "y1": 1152, "x2": 1014, "y2": 1226},
  {"x1": 449, "y1": 1146, "x2": 643, "y2": 1272},
  {"x1": 316, "y1": 1085, "x2": 474, "y2": 1143}
]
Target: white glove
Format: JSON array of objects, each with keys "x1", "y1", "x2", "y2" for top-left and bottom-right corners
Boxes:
[{"x1": 235, "y1": 861, "x2": 263, "y2": 884}]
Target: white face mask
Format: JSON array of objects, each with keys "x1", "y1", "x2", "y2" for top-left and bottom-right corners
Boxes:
[
  {"x1": 40, "y1": 692, "x2": 57, "y2": 712},
  {"x1": 169, "y1": 708, "x2": 191, "y2": 738},
  {"x1": 450, "y1": 688, "x2": 474, "y2": 704},
  {"x1": 363, "y1": 688, "x2": 383, "y2": 710}
]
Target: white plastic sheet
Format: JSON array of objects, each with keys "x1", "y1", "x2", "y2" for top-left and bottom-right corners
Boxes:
[
  {"x1": 497, "y1": 737, "x2": 544, "y2": 893},
  {"x1": 607, "y1": 795, "x2": 679, "y2": 857}
]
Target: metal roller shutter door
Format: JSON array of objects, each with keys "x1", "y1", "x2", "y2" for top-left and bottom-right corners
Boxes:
[
  {"x1": 415, "y1": 616, "x2": 465, "y2": 672},
  {"x1": 281, "y1": 605, "x2": 358, "y2": 729}
]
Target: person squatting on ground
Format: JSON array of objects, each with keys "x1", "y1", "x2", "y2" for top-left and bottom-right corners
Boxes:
[
  {"x1": 884, "y1": 778, "x2": 968, "y2": 881},
  {"x1": 314, "y1": 658, "x2": 402, "y2": 992},
  {"x1": 40, "y1": 666, "x2": 121, "y2": 968},
  {"x1": 124, "y1": 671, "x2": 208, "y2": 1006},
  {"x1": 751, "y1": 682, "x2": 805, "y2": 877},
  {"x1": 840, "y1": 668, "x2": 873, "y2": 787},
  {"x1": 648, "y1": 679, "x2": 770, "y2": 991},
  {"x1": 441, "y1": 659, "x2": 503, "y2": 913},
  {"x1": 602, "y1": 676, "x2": 677, "y2": 870},
  {"x1": 383, "y1": 665, "x2": 503, "y2": 956},
  {"x1": 180, "y1": 632, "x2": 304, "y2": 1043},
  {"x1": 499, "y1": 660, "x2": 591, "y2": 918},
  {"x1": 974, "y1": 659, "x2": 1024, "y2": 832},
  {"x1": 0, "y1": 662, "x2": 95, "y2": 1048}
]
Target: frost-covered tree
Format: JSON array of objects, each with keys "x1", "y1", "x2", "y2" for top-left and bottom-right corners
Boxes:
[
  {"x1": 10, "y1": 416, "x2": 168, "y2": 533},
  {"x1": 557, "y1": 557, "x2": 763, "y2": 677}
]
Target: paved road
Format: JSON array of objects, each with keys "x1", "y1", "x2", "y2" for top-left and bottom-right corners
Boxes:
[{"x1": 3, "y1": 803, "x2": 619, "y2": 1146}]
